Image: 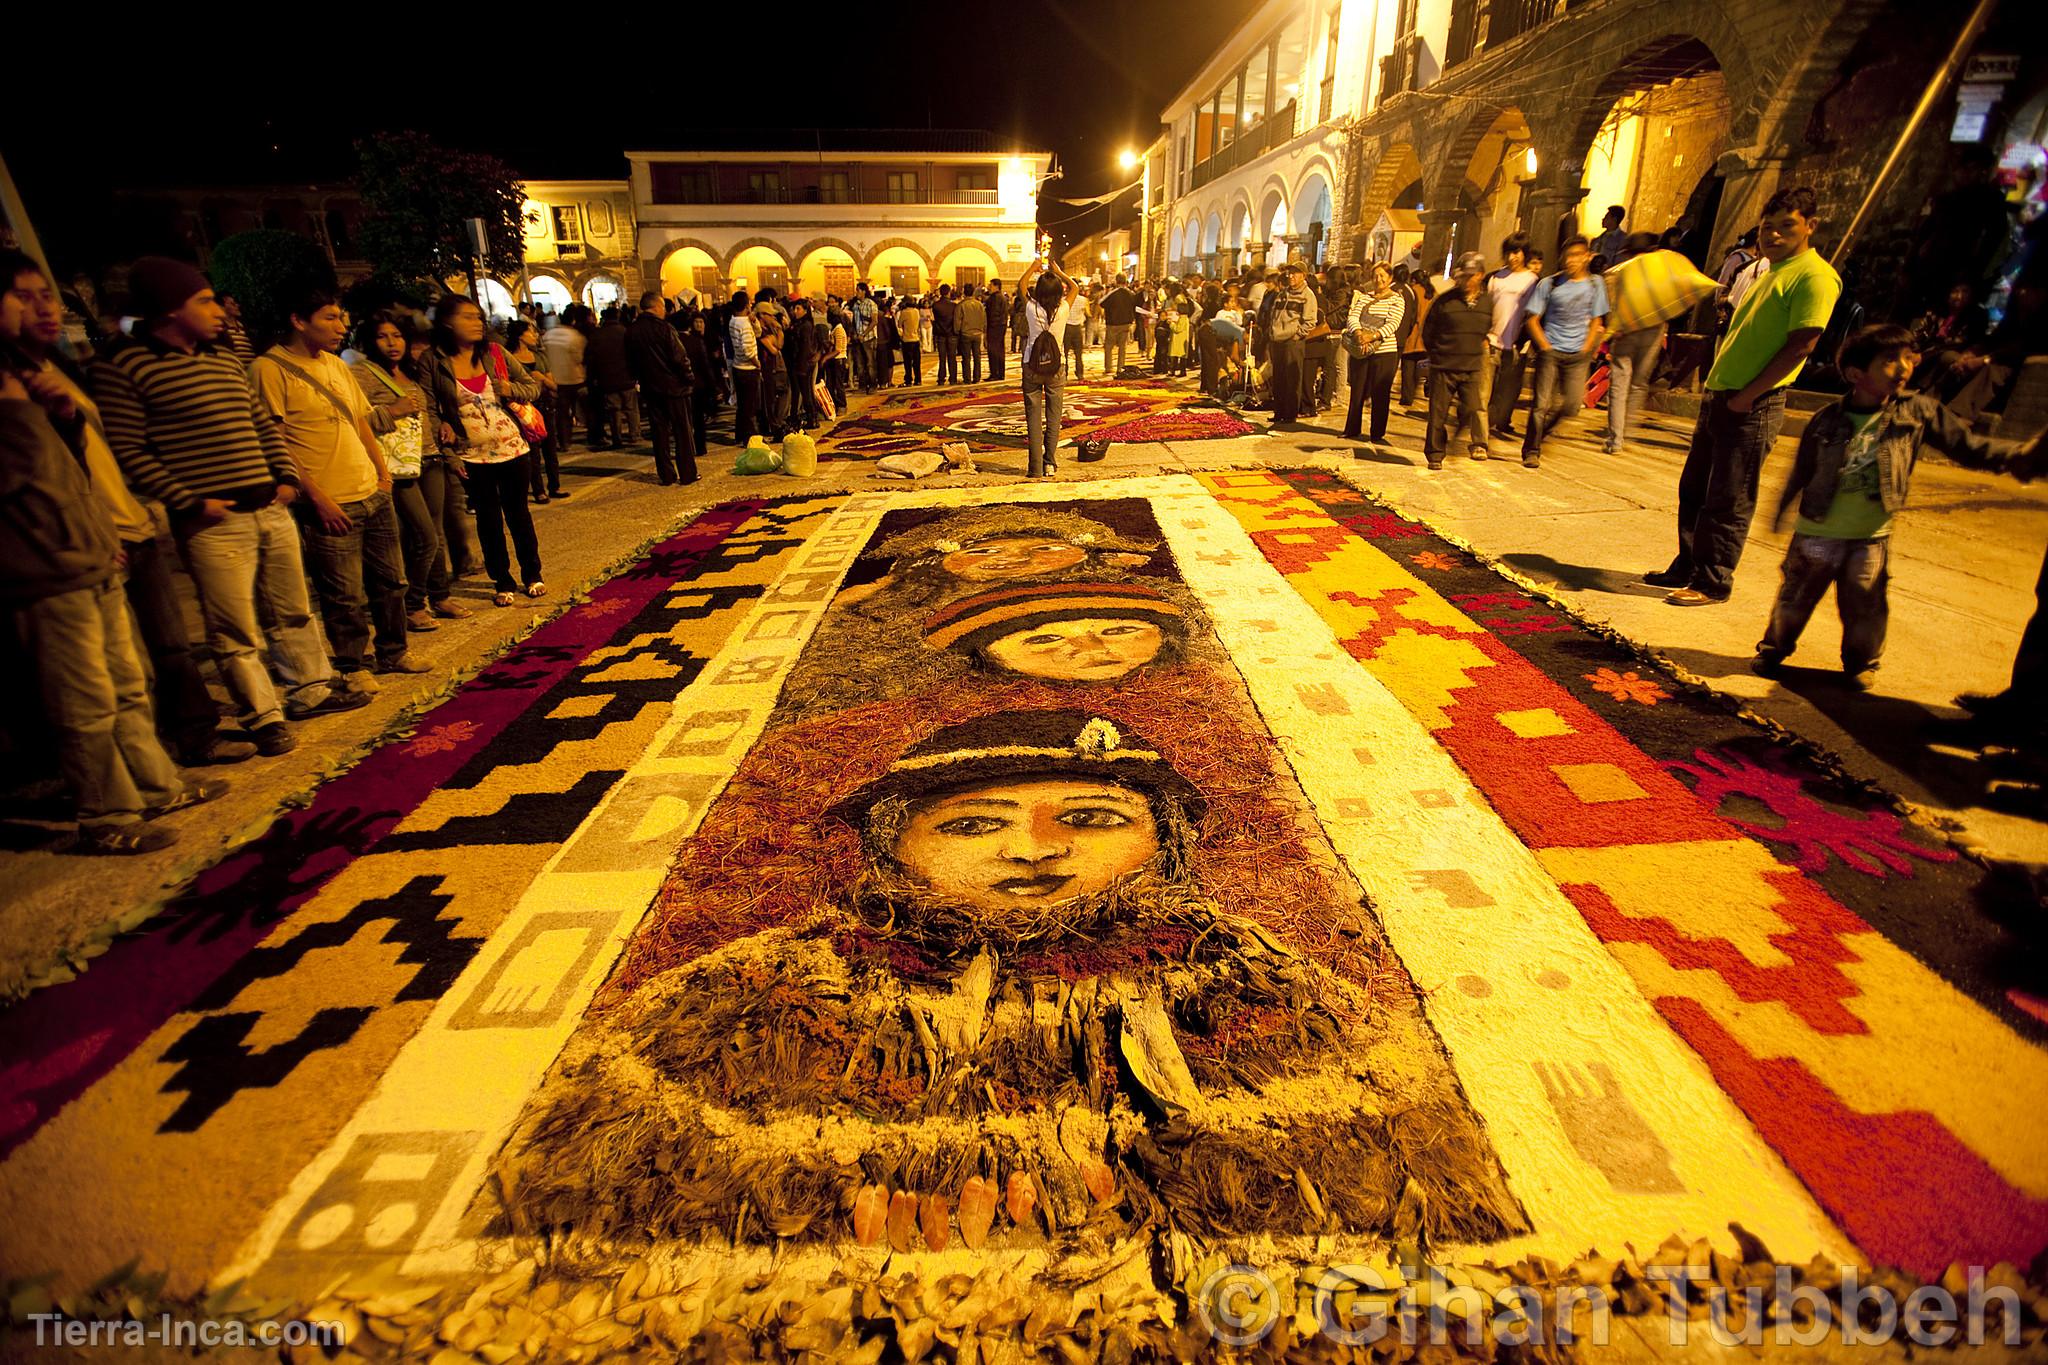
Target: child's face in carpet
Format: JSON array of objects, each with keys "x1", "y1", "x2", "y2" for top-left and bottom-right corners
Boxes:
[
  {"x1": 984, "y1": 618, "x2": 1164, "y2": 681},
  {"x1": 941, "y1": 538, "x2": 1089, "y2": 580},
  {"x1": 893, "y1": 778, "x2": 1159, "y2": 912}
]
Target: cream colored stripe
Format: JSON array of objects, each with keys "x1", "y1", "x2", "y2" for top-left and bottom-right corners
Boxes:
[
  {"x1": 1175, "y1": 474, "x2": 1848, "y2": 1265},
  {"x1": 218, "y1": 495, "x2": 895, "y2": 1291}
]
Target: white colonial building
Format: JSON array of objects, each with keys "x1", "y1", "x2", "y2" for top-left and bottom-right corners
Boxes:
[
  {"x1": 1158, "y1": 0, "x2": 1369, "y2": 277},
  {"x1": 627, "y1": 132, "x2": 1052, "y2": 303}
]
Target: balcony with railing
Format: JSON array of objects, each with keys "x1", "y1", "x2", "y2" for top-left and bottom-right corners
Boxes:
[
  {"x1": 1188, "y1": 99, "x2": 1300, "y2": 191},
  {"x1": 1444, "y1": 0, "x2": 1563, "y2": 69},
  {"x1": 1376, "y1": 34, "x2": 1423, "y2": 107}
]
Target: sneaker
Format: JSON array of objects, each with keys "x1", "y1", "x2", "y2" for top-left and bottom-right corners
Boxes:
[
  {"x1": 1470, "y1": 447, "x2": 1488, "y2": 461},
  {"x1": 344, "y1": 670, "x2": 381, "y2": 695},
  {"x1": 76, "y1": 824, "x2": 178, "y2": 856},
  {"x1": 284, "y1": 686, "x2": 374, "y2": 721},
  {"x1": 1843, "y1": 666, "x2": 1878, "y2": 692},
  {"x1": 1751, "y1": 651, "x2": 1786, "y2": 678},
  {"x1": 147, "y1": 779, "x2": 231, "y2": 819},
  {"x1": 253, "y1": 722, "x2": 296, "y2": 756},
  {"x1": 429, "y1": 599, "x2": 473, "y2": 620},
  {"x1": 406, "y1": 610, "x2": 440, "y2": 632},
  {"x1": 177, "y1": 736, "x2": 257, "y2": 766},
  {"x1": 1642, "y1": 568, "x2": 1690, "y2": 588},
  {"x1": 377, "y1": 652, "x2": 433, "y2": 675},
  {"x1": 1664, "y1": 587, "x2": 1727, "y2": 607}
]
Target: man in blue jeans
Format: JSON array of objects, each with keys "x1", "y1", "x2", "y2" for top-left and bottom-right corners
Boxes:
[
  {"x1": 255, "y1": 286, "x2": 427, "y2": 687},
  {"x1": 1649, "y1": 187, "x2": 1840, "y2": 605},
  {"x1": 1519, "y1": 236, "x2": 1608, "y2": 468}
]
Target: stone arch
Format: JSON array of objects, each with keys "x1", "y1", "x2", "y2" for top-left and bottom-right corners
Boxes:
[
  {"x1": 1254, "y1": 173, "x2": 1291, "y2": 237},
  {"x1": 1428, "y1": 104, "x2": 1533, "y2": 206},
  {"x1": 651, "y1": 236, "x2": 726, "y2": 275},
  {"x1": 1169, "y1": 219, "x2": 1186, "y2": 264},
  {"x1": 1292, "y1": 154, "x2": 1340, "y2": 218},
  {"x1": 1559, "y1": 34, "x2": 1737, "y2": 171},
  {"x1": 791, "y1": 236, "x2": 864, "y2": 273},
  {"x1": 718, "y1": 236, "x2": 796, "y2": 277},
  {"x1": 932, "y1": 239, "x2": 1005, "y2": 286},
  {"x1": 1226, "y1": 191, "x2": 1254, "y2": 248},
  {"x1": 1356, "y1": 139, "x2": 1425, "y2": 228},
  {"x1": 857, "y1": 237, "x2": 935, "y2": 275},
  {"x1": 657, "y1": 244, "x2": 721, "y2": 300}
]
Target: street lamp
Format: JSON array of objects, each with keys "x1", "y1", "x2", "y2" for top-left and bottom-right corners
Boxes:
[{"x1": 1118, "y1": 149, "x2": 1139, "y2": 172}]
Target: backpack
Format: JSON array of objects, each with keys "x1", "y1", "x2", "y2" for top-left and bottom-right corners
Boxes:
[{"x1": 1024, "y1": 301, "x2": 1063, "y2": 380}]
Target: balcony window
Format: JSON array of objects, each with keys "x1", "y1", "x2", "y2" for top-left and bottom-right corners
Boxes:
[
  {"x1": 1217, "y1": 74, "x2": 1240, "y2": 150},
  {"x1": 650, "y1": 165, "x2": 714, "y2": 203},
  {"x1": 1243, "y1": 46, "x2": 1271, "y2": 139},
  {"x1": 747, "y1": 171, "x2": 784, "y2": 203},
  {"x1": 1319, "y1": 7, "x2": 1340, "y2": 122},
  {"x1": 820, "y1": 171, "x2": 851, "y2": 204},
  {"x1": 886, "y1": 171, "x2": 919, "y2": 204}
]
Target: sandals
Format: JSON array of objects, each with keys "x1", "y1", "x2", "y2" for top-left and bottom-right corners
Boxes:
[
  {"x1": 494, "y1": 591, "x2": 518, "y2": 607},
  {"x1": 525, "y1": 582, "x2": 547, "y2": 598},
  {"x1": 495, "y1": 584, "x2": 545, "y2": 605}
]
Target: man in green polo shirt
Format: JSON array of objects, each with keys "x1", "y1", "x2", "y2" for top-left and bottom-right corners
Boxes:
[{"x1": 1648, "y1": 186, "x2": 1841, "y2": 605}]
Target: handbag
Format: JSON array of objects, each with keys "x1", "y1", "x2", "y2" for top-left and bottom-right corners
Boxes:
[
  {"x1": 355, "y1": 362, "x2": 425, "y2": 477},
  {"x1": 490, "y1": 344, "x2": 548, "y2": 444}
]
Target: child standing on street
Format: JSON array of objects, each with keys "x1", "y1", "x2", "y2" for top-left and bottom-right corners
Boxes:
[{"x1": 1754, "y1": 323, "x2": 2038, "y2": 689}]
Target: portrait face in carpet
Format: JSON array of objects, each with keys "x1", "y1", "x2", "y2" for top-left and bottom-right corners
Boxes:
[{"x1": 489, "y1": 492, "x2": 1525, "y2": 1260}]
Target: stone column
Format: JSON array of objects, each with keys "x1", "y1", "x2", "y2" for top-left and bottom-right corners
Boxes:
[
  {"x1": 1418, "y1": 207, "x2": 1465, "y2": 272},
  {"x1": 1521, "y1": 183, "x2": 1589, "y2": 258}
]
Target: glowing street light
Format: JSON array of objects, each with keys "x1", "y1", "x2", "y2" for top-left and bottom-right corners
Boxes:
[
  {"x1": 1524, "y1": 147, "x2": 1539, "y2": 176},
  {"x1": 1118, "y1": 148, "x2": 1139, "y2": 171}
]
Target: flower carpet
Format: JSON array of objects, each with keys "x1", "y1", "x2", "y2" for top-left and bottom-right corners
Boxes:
[
  {"x1": 0, "y1": 472, "x2": 2042, "y2": 1359},
  {"x1": 817, "y1": 377, "x2": 1257, "y2": 461}
]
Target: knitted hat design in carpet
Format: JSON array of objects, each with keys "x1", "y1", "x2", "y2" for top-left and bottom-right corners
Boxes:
[
  {"x1": 839, "y1": 709, "x2": 1207, "y2": 828},
  {"x1": 921, "y1": 582, "x2": 1187, "y2": 682},
  {"x1": 838, "y1": 505, "x2": 1162, "y2": 619}
]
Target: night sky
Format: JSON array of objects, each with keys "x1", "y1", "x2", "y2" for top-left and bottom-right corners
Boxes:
[{"x1": 8, "y1": 2, "x2": 1250, "y2": 271}]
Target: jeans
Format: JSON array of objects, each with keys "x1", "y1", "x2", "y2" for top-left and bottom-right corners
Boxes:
[
  {"x1": 390, "y1": 477, "x2": 452, "y2": 611},
  {"x1": 1304, "y1": 340, "x2": 1338, "y2": 412},
  {"x1": 935, "y1": 335, "x2": 958, "y2": 384},
  {"x1": 1605, "y1": 324, "x2": 1665, "y2": 450},
  {"x1": 1105, "y1": 323, "x2": 1132, "y2": 376},
  {"x1": 645, "y1": 390, "x2": 699, "y2": 483},
  {"x1": 1064, "y1": 325, "x2": 1086, "y2": 380},
  {"x1": 1400, "y1": 353, "x2": 1424, "y2": 404},
  {"x1": 1521, "y1": 348, "x2": 1593, "y2": 459},
  {"x1": 467, "y1": 457, "x2": 543, "y2": 592},
  {"x1": 851, "y1": 335, "x2": 876, "y2": 391},
  {"x1": 987, "y1": 326, "x2": 1006, "y2": 380},
  {"x1": 1425, "y1": 368, "x2": 1488, "y2": 461},
  {"x1": 552, "y1": 383, "x2": 583, "y2": 447},
  {"x1": 14, "y1": 578, "x2": 185, "y2": 828},
  {"x1": 122, "y1": 533, "x2": 223, "y2": 752},
  {"x1": 526, "y1": 399, "x2": 561, "y2": 497},
  {"x1": 960, "y1": 334, "x2": 984, "y2": 382},
  {"x1": 791, "y1": 364, "x2": 820, "y2": 429},
  {"x1": 1270, "y1": 339, "x2": 1305, "y2": 421},
  {"x1": 423, "y1": 456, "x2": 474, "y2": 581},
  {"x1": 1021, "y1": 373, "x2": 1065, "y2": 477},
  {"x1": 732, "y1": 367, "x2": 762, "y2": 442},
  {"x1": 300, "y1": 488, "x2": 409, "y2": 673},
  {"x1": 901, "y1": 342, "x2": 922, "y2": 385},
  {"x1": 1760, "y1": 534, "x2": 1889, "y2": 672},
  {"x1": 175, "y1": 501, "x2": 335, "y2": 728},
  {"x1": 1666, "y1": 388, "x2": 1789, "y2": 597},
  {"x1": 1487, "y1": 343, "x2": 1525, "y2": 433},
  {"x1": 1345, "y1": 352, "x2": 1399, "y2": 440}
]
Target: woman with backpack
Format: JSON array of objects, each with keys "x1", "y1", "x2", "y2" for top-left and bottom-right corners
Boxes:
[
  {"x1": 1016, "y1": 257, "x2": 1079, "y2": 478},
  {"x1": 425, "y1": 295, "x2": 545, "y2": 608}
]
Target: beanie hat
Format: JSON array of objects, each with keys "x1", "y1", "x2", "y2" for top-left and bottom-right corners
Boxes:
[
  {"x1": 836, "y1": 710, "x2": 1205, "y2": 824},
  {"x1": 126, "y1": 257, "x2": 212, "y2": 319},
  {"x1": 920, "y1": 582, "x2": 1183, "y2": 655}
]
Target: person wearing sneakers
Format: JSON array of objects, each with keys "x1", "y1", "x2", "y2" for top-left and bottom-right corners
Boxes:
[
  {"x1": 255, "y1": 285, "x2": 429, "y2": 691},
  {"x1": 1421, "y1": 252, "x2": 1494, "y2": 469},
  {"x1": 1518, "y1": 235, "x2": 1608, "y2": 469},
  {"x1": 1649, "y1": 187, "x2": 1840, "y2": 607},
  {"x1": 1, "y1": 341, "x2": 227, "y2": 854},
  {"x1": 95, "y1": 258, "x2": 367, "y2": 757}
]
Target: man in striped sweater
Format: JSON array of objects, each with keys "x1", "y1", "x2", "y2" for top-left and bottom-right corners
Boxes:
[{"x1": 94, "y1": 258, "x2": 366, "y2": 758}]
